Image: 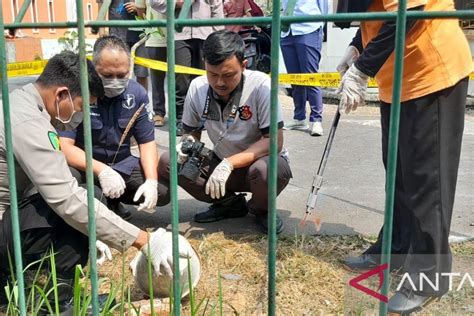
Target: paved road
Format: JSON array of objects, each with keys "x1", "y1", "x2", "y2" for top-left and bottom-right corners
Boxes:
[{"x1": 3, "y1": 76, "x2": 473, "y2": 239}]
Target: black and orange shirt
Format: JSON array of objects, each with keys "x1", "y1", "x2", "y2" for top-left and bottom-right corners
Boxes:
[{"x1": 355, "y1": 0, "x2": 472, "y2": 103}]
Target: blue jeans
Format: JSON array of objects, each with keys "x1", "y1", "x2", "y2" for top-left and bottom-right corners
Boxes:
[{"x1": 281, "y1": 29, "x2": 323, "y2": 122}]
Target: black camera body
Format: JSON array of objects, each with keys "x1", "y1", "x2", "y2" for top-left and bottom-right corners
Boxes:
[{"x1": 178, "y1": 140, "x2": 213, "y2": 182}]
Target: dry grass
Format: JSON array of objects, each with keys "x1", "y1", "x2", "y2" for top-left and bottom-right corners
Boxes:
[
  {"x1": 96, "y1": 233, "x2": 473, "y2": 315},
  {"x1": 98, "y1": 233, "x2": 370, "y2": 314}
]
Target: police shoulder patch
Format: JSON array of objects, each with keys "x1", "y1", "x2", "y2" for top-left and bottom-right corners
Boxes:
[{"x1": 48, "y1": 131, "x2": 61, "y2": 151}]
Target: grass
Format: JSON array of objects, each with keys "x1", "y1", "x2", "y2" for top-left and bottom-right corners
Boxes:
[
  {"x1": 1, "y1": 233, "x2": 472, "y2": 315},
  {"x1": 106, "y1": 233, "x2": 471, "y2": 315}
]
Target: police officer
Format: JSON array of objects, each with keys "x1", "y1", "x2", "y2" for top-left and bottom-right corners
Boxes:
[
  {"x1": 158, "y1": 30, "x2": 293, "y2": 234},
  {"x1": 337, "y1": 0, "x2": 471, "y2": 313},
  {"x1": 0, "y1": 52, "x2": 188, "y2": 312},
  {"x1": 59, "y1": 36, "x2": 167, "y2": 220}
]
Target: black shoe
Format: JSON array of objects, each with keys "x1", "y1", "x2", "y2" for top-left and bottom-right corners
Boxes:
[
  {"x1": 343, "y1": 254, "x2": 380, "y2": 272},
  {"x1": 109, "y1": 202, "x2": 132, "y2": 220},
  {"x1": 388, "y1": 288, "x2": 439, "y2": 314},
  {"x1": 343, "y1": 253, "x2": 405, "y2": 273},
  {"x1": 194, "y1": 194, "x2": 249, "y2": 223},
  {"x1": 176, "y1": 121, "x2": 184, "y2": 137},
  {"x1": 255, "y1": 213, "x2": 284, "y2": 234}
]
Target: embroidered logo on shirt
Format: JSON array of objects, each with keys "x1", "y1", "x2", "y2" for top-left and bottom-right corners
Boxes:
[
  {"x1": 122, "y1": 94, "x2": 136, "y2": 110},
  {"x1": 238, "y1": 105, "x2": 252, "y2": 121},
  {"x1": 48, "y1": 131, "x2": 61, "y2": 151}
]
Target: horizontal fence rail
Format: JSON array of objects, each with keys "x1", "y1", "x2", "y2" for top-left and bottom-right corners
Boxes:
[
  {"x1": 4, "y1": 10, "x2": 474, "y2": 30},
  {"x1": 1, "y1": 3, "x2": 473, "y2": 316}
]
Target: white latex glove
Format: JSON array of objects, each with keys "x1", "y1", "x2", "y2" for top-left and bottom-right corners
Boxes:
[
  {"x1": 98, "y1": 166, "x2": 126, "y2": 199},
  {"x1": 132, "y1": 228, "x2": 191, "y2": 278},
  {"x1": 205, "y1": 158, "x2": 233, "y2": 199},
  {"x1": 336, "y1": 64, "x2": 369, "y2": 114},
  {"x1": 96, "y1": 240, "x2": 112, "y2": 266},
  {"x1": 129, "y1": 251, "x2": 142, "y2": 277},
  {"x1": 133, "y1": 179, "x2": 158, "y2": 212},
  {"x1": 176, "y1": 135, "x2": 196, "y2": 164},
  {"x1": 336, "y1": 45, "x2": 360, "y2": 77}
]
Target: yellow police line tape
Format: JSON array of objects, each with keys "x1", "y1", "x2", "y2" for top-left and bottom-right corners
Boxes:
[{"x1": 4, "y1": 57, "x2": 474, "y2": 88}]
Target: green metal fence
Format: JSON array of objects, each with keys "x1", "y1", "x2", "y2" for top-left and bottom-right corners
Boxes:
[{"x1": 1, "y1": 0, "x2": 473, "y2": 315}]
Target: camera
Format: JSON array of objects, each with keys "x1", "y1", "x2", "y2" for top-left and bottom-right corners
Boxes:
[{"x1": 178, "y1": 139, "x2": 213, "y2": 182}]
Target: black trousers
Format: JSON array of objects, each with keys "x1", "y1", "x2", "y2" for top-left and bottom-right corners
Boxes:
[
  {"x1": 0, "y1": 194, "x2": 89, "y2": 289},
  {"x1": 147, "y1": 46, "x2": 167, "y2": 117},
  {"x1": 366, "y1": 78, "x2": 468, "y2": 296},
  {"x1": 158, "y1": 151, "x2": 292, "y2": 215},
  {"x1": 175, "y1": 39, "x2": 204, "y2": 121},
  {"x1": 70, "y1": 164, "x2": 168, "y2": 210}
]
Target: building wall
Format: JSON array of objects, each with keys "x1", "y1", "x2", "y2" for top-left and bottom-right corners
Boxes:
[
  {"x1": 3, "y1": 0, "x2": 99, "y2": 61},
  {"x1": 3, "y1": 0, "x2": 99, "y2": 39}
]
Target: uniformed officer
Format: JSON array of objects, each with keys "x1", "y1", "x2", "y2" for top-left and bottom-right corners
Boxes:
[
  {"x1": 0, "y1": 52, "x2": 188, "y2": 312},
  {"x1": 158, "y1": 30, "x2": 293, "y2": 234},
  {"x1": 336, "y1": 0, "x2": 472, "y2": 313},
  {"x1": 59, "y1": 35, "x2": 167, "y2": 221}
]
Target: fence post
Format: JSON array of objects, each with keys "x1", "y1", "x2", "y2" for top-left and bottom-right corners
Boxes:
[
  {"x1": 267, "y1": 0, "x2": 282, "y2": 314},
  {"x1": 13, "y1": 0, "x2": 32, "y2": 24},
  {"x1": 379, "y1": 0, "x2": 408, "y2": 314},
  {"x1": 0, "y1": 4, "x2": 27, "y2": 315},
  {"x1": 75, "y1": 0, "x2": 100, "y2": 314},
  {"x1": 166, "y1": 0, "x2": 182, "y2": 313}
]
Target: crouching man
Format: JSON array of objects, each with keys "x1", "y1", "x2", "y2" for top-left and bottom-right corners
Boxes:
[
  {"x1": 158, "y1": 30, "x2": 292, "y2": 234},
  {"x1": 0, "y1": 52, "x2": 188, "y2": 313}
]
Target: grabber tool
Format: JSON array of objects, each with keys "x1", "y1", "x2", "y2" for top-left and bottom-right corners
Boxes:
[{"x1": 300, "y1": 110, "x2": 341, "y2": 229}]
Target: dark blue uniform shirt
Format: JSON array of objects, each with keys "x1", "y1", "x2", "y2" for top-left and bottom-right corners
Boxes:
[{"x1": 59, "y1": 80, "x2": 155, "y2": 176}]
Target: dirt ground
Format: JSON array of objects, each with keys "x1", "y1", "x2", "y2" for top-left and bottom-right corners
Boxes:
[{"x1": 97, "y1": 233, "x2": 474, "y2": 315}]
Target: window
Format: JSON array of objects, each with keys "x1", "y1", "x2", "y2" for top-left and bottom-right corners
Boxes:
[
  {"x1": 31, "y1": 0, "x2": 39, "y2": 33},
  {"x1": 87, "y1": 3, "x2": 93, "y2": 21},
  {"x1": 48, "y1": 0, "x2": 56, "y2": 33},
  {"x1": 87, "y1": 3, "x2": 94, "y2": 33},
  {"x1": 11, "y1": 0, "x2": 19, "y2": 21}
]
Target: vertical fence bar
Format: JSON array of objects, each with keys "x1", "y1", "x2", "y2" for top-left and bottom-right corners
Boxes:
[
  {"x1": 166, "y1": 0, "x2": 182, "y2": 312},
  {"x1": 0, "y1": 5, "x2": 27, "y2": 316},
  {"x1": 75, "y1": 0, "x2": 100, "y2": 314},
  {"x1": 93, "y1": 0, "x2": 112, "y2": 34},
  {"x1": 267, "y1": 0, "x2": 281, "y2": 314},
  {"x1": 379, "y1": 0, "x2": 407, "y2": 314},
  {"x1": 13, "y1": 0, "x2": 32, "y2": 23},
  {"x1": 175, "y1": 0, "x2": 193, "y2": 32}
]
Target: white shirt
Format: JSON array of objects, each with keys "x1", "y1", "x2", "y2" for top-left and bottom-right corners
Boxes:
[{"x1": 183, "y1": 70, "x2": 285, "y2": 159}]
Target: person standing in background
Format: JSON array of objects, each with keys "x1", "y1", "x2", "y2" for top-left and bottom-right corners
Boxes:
[
  {"x1": 96, "y1": 0, "x2": 150, "y2": 90},
  {"x1": 150, "y1": 0, "x2": 224, "y2": 136},
  {"x1": 224, "y1": 0, "x2": 252, "y2": 33},
  {"x1": 136, "y1": 0, "x2": 168, "y2": 127},
  {"x1": 280, "y1": 0, "x2": 328, "y2": 137}
]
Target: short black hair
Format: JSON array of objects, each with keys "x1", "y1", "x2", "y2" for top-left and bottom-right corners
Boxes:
[
  {"x1": 93, "y1": 35, "x2": 130, "y2": 65},
  {"x1": 36, "y1": 51, "x2": 104, "y2": 99},
  {"x1": 203, "y1": 30, "x2": 245, "y2": 66}
]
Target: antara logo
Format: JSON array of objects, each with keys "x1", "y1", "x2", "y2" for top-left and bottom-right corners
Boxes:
[
  {"x1": 348, "y1": 263, "x2": 389, "y2": 302},
  {"x1": 349, "y1": 264, "x2": 474, "y2": 302},
  {"x1": 397, "y1": 272, "x2": 474, "y2": 292}
]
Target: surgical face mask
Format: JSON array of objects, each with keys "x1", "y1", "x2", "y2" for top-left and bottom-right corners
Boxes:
[
  {"x1": 51, "y1": 91, "x2": 84, "y2": 131},
  {"x1": 101, "y1": 77, "x2": 129, "y2": 98}
]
